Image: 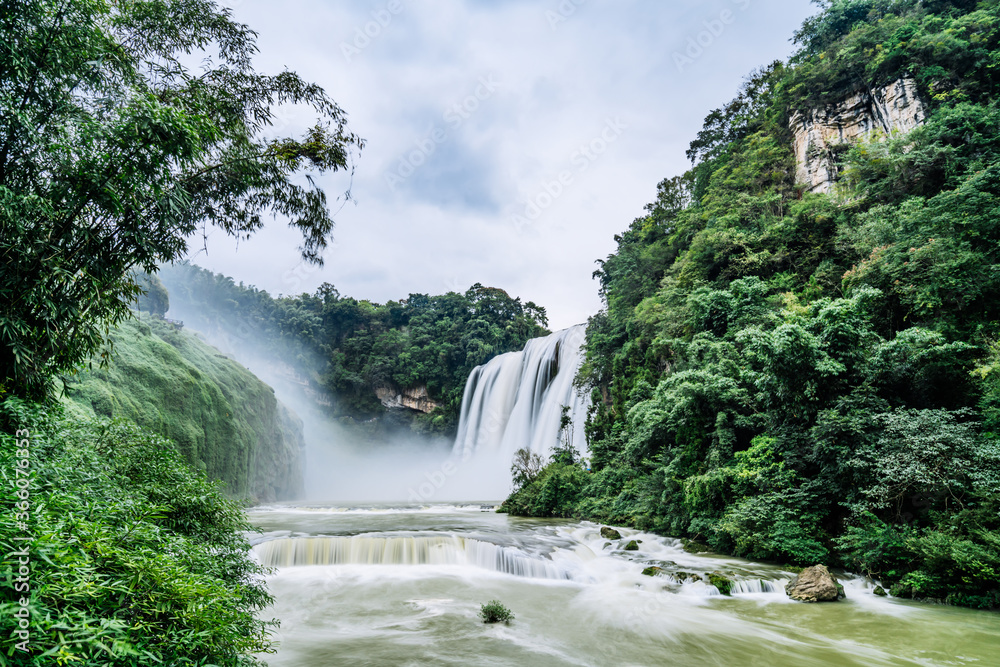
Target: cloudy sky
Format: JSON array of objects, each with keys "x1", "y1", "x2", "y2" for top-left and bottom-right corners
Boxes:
[{"x1": 186, "y1": 0, "x2": 818, "y2": 330}]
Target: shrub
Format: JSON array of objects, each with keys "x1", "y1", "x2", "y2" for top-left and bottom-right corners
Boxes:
[
  {"x1": 479, "y1": 600, "x2": 514, "y2": 624},
  {"x1": 0, "y1": 399, "x2": 276, "y2": 665}
]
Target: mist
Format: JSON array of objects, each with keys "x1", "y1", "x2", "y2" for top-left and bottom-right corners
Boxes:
[{"x1": 161, "y1": 291, "x2": 518, "y2": 503}]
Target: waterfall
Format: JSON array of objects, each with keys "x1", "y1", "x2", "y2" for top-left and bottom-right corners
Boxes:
[
  {"x1": 452, "y1": 324, "x2": 589, "y2": 461},
  {"x1": 254, "y1": 534, "x2": 571, "y2": 579}
]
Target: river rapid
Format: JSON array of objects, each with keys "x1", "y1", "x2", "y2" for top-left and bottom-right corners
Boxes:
[{"x1": 248, "y1": 503, "x2": 1000, "y2": 666}]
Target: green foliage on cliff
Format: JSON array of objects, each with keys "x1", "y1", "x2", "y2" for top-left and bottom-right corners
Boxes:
[
  {"x1": 0, "y1": 399, "x2": 275, "y2": 665},
  {"x1": 158, "y1": 262, "x2": 549, "y2": 435},
  {"x1": 506, "y1": 0, "x2": 1000, "y2": 608},
  {"x1": 63, "y1": 316, "x2": 303, "y2": 502}
]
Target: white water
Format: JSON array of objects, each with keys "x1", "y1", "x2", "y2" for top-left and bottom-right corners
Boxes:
[
  {"x1": 250, "y1": 505, "x2": 1000, "y2": 666},
  {"x1": 255, "y1": 534, "x2": 571, "y2": 579},
  {"x1": 452, "y1": 324, "x2": 590, "y2": 462}
]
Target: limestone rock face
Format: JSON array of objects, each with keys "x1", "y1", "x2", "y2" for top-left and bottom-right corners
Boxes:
[
  {"x1": 790, "y1": 78, "x2": 926, "y2": 194},
  {"x1": 785, "y1": 564, "x2": 843, "y2": 602},
  {"x1": 375, "y1": 385, "x2": 440, "y2": 413}
]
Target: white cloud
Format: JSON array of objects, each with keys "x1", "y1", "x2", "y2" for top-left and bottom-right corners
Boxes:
[{"x1": 185, "y1": 0, "x2": 818, "y2": 329}]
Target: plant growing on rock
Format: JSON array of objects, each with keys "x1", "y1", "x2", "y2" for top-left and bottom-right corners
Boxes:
[{"x1": 479, "y1": 600, "x2": 515, "y2": 624}]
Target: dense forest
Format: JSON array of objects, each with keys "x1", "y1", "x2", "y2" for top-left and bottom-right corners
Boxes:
[
  {"x1": 158, "y1": 262, "x2": 549, "y2": 434},
  {"x1": 503, "y1": 0, "x2": 1000, "y2": 609},
  {"x1": 0, "y1": 0, "x2": 361, "y2": 662}
]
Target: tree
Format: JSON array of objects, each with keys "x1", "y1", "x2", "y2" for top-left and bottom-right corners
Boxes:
[
  {"x1": 0, "y1": 0, "x2": 363, "y2": 399},
  {"x1": 135, "y1": 272, "x2": 170, "y2": 317},
  {"x1": 510, "y1": 447, "x2": 545, "y2": 490}
]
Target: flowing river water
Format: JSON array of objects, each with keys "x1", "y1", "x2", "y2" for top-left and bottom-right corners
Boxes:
[{"x1": 248, "y1": 503, "x2": 1000, "y2": 666}]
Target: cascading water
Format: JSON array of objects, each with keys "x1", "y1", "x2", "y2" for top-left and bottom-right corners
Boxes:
[
  {"x1": 452, "y1": 324, "x2": 590, "y2": 462},
  {"x1": 250, "y1": 506, "x2": 1000, "y2": 666},
  {"x1": 254, "y1": 533, "x2": 571, "y2": 579}
]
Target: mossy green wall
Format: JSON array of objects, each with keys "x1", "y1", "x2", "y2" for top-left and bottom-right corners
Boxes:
[{"x1": 64, "y1": 316, "x2": 304, "y2": 501}]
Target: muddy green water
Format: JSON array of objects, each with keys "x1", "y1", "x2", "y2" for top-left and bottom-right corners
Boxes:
[{"x1": 248, "y1": 504, "x2": 999, "y2": 667}]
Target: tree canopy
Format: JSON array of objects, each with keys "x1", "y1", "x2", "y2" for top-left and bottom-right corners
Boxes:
[
  {"x1": 0, "y1": 0, "x2": 362, "y2": 399},
  {"x1": 158, "y1": 262, "x2": 550, "y2": 436}
]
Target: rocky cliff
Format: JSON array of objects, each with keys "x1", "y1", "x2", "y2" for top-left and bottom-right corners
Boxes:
[
  {"x1": 375, "y1": 385, "x2": 440, "y2": 413},
  {"x1": 790, "y1": 78, "x2": 926, "y2": 194}
]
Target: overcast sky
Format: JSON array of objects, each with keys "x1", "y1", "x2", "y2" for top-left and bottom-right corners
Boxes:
[{"x1": 185, "y1": 0, "x2": 818, "y2": 330}]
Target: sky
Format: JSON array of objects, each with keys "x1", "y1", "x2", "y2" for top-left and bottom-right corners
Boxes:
[{"x1": 185, "y1": 0, "x2": 819, "y2": 331}]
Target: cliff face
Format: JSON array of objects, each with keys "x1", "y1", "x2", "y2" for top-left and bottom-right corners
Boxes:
[
  {"x1": 64, "y1": 317, "x2": 305, "y2": 502},
  {"x1": 375, "y1": 385, "x2": 440, "y2": 413},
  {"x1": 790, "y1": 78, "x2": 926, "y2": 194}
]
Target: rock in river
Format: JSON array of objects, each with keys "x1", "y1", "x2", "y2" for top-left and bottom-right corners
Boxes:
[
  {"x1": 785, "y1": 565, "x2": 843, "y2": 602},
  {"x1": 600, "y1": 526, "x2": 622, "y2": 540}
]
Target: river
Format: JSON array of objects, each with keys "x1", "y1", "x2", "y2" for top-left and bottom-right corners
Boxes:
[{"x1": 248, "y1": 503, "x2": 1000, "y2": 666}]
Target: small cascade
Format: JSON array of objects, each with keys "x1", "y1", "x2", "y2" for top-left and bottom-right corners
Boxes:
[
  {"x1": 729, "y1": 578, "x2": 790, "y2": 595},
  {"x1": 254, "y1": 534, "x2": 571, "y2": 579},
  {"x1": 453, "y1": 324, "x2": 589, "y2": 460}
]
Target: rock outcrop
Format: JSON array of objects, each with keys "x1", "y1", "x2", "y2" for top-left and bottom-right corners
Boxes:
[
  {"x1": 707, "y1": 572, "x2": 733, "y2": 596},
  {"x1": 600, "y1": 526, "x2": 622, "y2": 540},
  {"x1": 790, "y1": 78, "x2": 926, "y2": 194},
  {"x1": 785, "y1": 564, "x2": 844, "y2": 602},
  {"x1": 375, "y1": 385, "x2": 440, "y2": 413}
]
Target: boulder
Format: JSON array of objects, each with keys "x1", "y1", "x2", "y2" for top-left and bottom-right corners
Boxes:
[
  {"x1": 623, "y1": 540, "x2": 639, "y2": 551},
  {"x1": 873, "y1": 585, "x2": 887, "y2": 597},
  {"x1": 707, "y1": 572, "x2": 733, "y2": 596},
  {"x1": 600, "y1": 526, "x2": 622, "y2": 540},
  {"x1": 641, "y1": 566, "x2": 663, "y2": 577},
  {"x1": 680, "y1": 538, "x2": 712, "y2": 554},
  {"x1": 785, "y1": 565, "x2": 843, "y2": 602}
]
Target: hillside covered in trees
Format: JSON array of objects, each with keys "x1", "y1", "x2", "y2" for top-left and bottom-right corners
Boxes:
[
  {"x1": 503, "y1": 0, "x2": 1000, "y2": 609},
  {"x1": 158, "y1": 262, "x2": 550, "y2": 435},
  {"x1": 64, "y1": 315, "x2": 304, "y2": 502},
  {"x1": 0, "y1": 0, "x2": 362, "y2": 662}
]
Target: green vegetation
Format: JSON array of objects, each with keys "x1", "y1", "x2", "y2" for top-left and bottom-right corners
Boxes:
[
  {"x1": 479, "y1": 600, "x2": 515, "y2": 624},
  {"x1": 0, "y1": 1, "x2": 354, "y2": 660},
  {"x1": 64, "y1": 316, "x2": 303, "y2": 502},
  {"x1": 0, "y1": 399, "x2": 275, "y2": 665},
  {"x1": 0, "y1": 0, "x2": 360, "y2": 400},
  {"x1": 504, "y1": 0, "x2": 1000, "y2": 609},
  {"x1": 158, "y1": 262, "x2": 549, "y2": 435},
  {"x1": 707, "y1": 573, "x2": 733, "y2": 596}
]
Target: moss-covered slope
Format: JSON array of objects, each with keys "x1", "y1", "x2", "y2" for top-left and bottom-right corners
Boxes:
[{"x1": 63, "y1": 316, "x2": 304, "y2": 501}]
